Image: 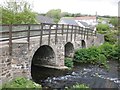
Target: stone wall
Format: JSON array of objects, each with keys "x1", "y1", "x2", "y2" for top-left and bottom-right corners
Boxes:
[
  {"x1": 0, "y1": 44, "x2": 12, "y2": 85},
  {"x1": 11, "y1": 41, "x2": 30, "y2": 78}
]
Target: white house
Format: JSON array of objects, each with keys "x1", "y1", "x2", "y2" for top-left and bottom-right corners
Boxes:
[{"x1": 75, "y1": 16, "x2": 98, "y2": 26}]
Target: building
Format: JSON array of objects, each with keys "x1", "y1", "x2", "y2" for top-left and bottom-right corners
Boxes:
[
  {"x1": 58, "y1": 17, "x2": 79, "y2": 26},
  {"x1": 75, "y1": 16, "x2": 97, "y2": 26},
  {"x1": 36, "y1": 15, "x2": 55, "y2": 29}
]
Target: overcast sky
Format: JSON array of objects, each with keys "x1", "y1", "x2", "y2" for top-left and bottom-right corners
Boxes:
[{"x1": 1, "y1": 0, "x2": 120, "y2": 16}]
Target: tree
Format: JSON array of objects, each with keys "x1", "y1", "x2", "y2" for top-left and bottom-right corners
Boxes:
[
  {"x1": 109, "y1": 17, "x2": 118, "y2": 29},
  {"x1": 1, "y1": 0, "x2": 37, "y2": 24},
  {"x1": 61, "y1": 12, "x2": 72, "y2": 17},
  {"x1": 46, "y1": 9, "x2": 61, "y2": 23}
]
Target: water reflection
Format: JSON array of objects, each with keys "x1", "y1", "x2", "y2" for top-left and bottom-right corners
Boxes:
[{"x1": 31, "y1": 60, "x2": 120, "y2": 89}]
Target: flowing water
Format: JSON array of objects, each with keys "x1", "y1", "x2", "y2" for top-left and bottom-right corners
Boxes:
[{"x1": 31, "y1": 60, "x2": 120, "y2": 89}]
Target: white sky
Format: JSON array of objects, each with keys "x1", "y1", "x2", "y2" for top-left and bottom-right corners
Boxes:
[{"x1": 0, "y1": 0, "x2": 120, "y2": 16}]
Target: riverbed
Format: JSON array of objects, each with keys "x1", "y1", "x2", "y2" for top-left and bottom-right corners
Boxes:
[{"x1": 31, "y1": 60, "x2": 120, "y2": 89}]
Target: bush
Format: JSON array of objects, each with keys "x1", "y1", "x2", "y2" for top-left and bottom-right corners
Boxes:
[
  {"x1": 64, "y1": 58, "x2": 73, "y2": 68},
  {"x1": 104, "y1": 32, "x2": 117, "y2": 44},
  {"x1": 74, "y1": 46, "x2": 107, "y2": 66},
  {"x1": 74, "y1": 48, "x2": 89, "y2": 63},
  {"x1": 109, "y1": 44, "x2": 120, "y2": 61},
  {"x1": 96, "y1": 24, "x2": 110, "y2": 34},
  {"x1": 74, "y1": 46, "x2": 106, "y2": 64},
  {"x1": 99, "y1": 43, "x2": 115, "y2": 58},
  {"x1": 2, "y1": 77, "x2": 42, "y2": 89},
  {"x1": 87, "y1": 47, "x2": 101, "y2": 64},
  {"x1": 98, "y1": 54, "x2": 107, "y2": 65}
]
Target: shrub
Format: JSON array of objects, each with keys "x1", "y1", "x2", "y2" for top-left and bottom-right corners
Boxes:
[
  {"x1": 74, "y1": 48, "x2": 89, "y2": 63},
  {"x1": 98, "y1": 54, "x2": 107, "y2": 65},
  {"x1": 96, "y1": 24, "x2": 110, "y2": 34},
  {"x1": 109, "y1": 44, "x2": 120, "y2": 61},
  {"x1": 74, "y1": 46, "x2": 108, "y2": 67},
  {"x1": 99, "y1": 43, "x2": 115, "y2": 58},
  {"x1": 74, "y1": 42, "x2": 119, "y2": 68},
  {"x1": 2, "y1": 77, "x2": 42, "y2": 89},
  {"x1": 64, "y1": 58, "x2": 73, "y2": 68},
  {"x1": 74, "y1": 47, "x2": 102, "y2": 64},
  {"x1": 87, "y1": 47, "x2": 101, "y2": 64},
  {"x1": 104, "y1": 32, "x2": 117, "y2": 44}
]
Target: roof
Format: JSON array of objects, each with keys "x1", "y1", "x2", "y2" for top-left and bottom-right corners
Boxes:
[
  {"x1": 89, "y1": 25, "x2": 96, "y2": 30},
  {"x1": 78, "y1": 21, "x2": 89, "y2": 27},
  {"x1": 36, "y1": 15, "x2": 55, "y2": 24},
  {"x1": 75, "y1": 16, "x2": 96, "y2": 20},
  {"x1": 60, "y1": 18, "x2": 79, "y2": 26}
]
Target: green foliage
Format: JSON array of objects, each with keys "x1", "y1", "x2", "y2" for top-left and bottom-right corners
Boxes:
[
  {"x1": 65, "y1": 58, "x2": 73, "y2": 68},
  {"x1": 61, "y1": 12, "x2": 72, "y2": 17},
  {"x1": 74, "y1": 42, "x2": 119, "y2": 68},
  {"x1": 72, "y1": 84, "x2": 89, "y2": 89},
  {"x1": 74, "y1": 48, "x2": 89, "y2": 63},
  {"x1": 96, "y1": 24, "x2": 110, "y2": 34},
  {"x1": 46, "y1": 9, "x2": 61, "y2": 23},
  {"x1": 98, "y1": 54, "x2": 107, "y2": 65},
  {"x1": 74, "y1": 46, "x2": 107, "y2": 66},
  {"x1": 2, "y1": 77, "x2": 42, "y2": 89},
  {"x1": 87, "y1": 47, "x2": 101, "y2": 64},
  {"x1": 74, "y1": 47, "x2": 102, "y2": 64},
  {"x1": 99, "y1": 43, "x2": 115, "y2": 58},
  {"x1": 109, "y1": 44, "x2": 120, "y2": 61},
  {"x1": 65, "y1": 83, "x2": 90, "y2": 90},
  {"x1": 1, "y1": 0, "x2": 37, "y2": 24},
  {"x1": 109, "y1": 17, "x2": 118, "y2": 29},
  {"x1": 104, "y1": 31, "x2": 117, "y2": 44}
]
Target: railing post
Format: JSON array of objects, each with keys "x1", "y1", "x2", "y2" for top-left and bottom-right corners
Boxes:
[
  {"x1": 81, "y1": 27, "x2": 83, "y2": 39},
  {"x1": 66, "y1": 24, "x2": 69, "y2": 42},
  {"x1": 27, "y1": 25, "x2": 30, "y2": 50},
  {"x1": 86, "y1": 28, "x2": 89, "y2": 39},
  {"x1": 71, "y1": 25, "x2": 73, "y2": 41},
  {"x1": 62, "y1": 24, "x2": 64, "y2": 35},
  {"x1": 48, "y1": 24, "x2": 51, "y2": 45},
  {"x1": 84, "y1": 28, "x2": 86, "y2": 39},
  {"x1": 40, "y1": 23, "x2": 43, "y2": 46},
  {"x1": 74, "y1": 26, "x2": 76, "y2": 41},
  {"x1": 95, "y1": 30, "x2": 97, "y2": 36},
  {"x1": 79, "y1": 26, "x2": 80, "y2": 35},
  {"x1": 9, "y1": 24, "x2": 12, "y2": 56},
  {"x1": 55, "y1": 24, "x2": 58, "y2": 44},
  {"x1": 91, "y1": 29, "x2": 93, "y2": 36}
]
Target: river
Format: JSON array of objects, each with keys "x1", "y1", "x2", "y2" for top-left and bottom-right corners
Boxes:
[{"x1": 31, "y1": 60, "x2": 120, "y2": 89}]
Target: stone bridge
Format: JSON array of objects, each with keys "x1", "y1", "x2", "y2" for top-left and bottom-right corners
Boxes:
[{"x1": 0, "y1": 23, "x2": 104, "y2": 84}]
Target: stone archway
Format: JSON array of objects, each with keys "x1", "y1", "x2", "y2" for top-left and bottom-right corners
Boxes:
[
  {"x1": 31, "y1": 45, "x2": 56, "y2": 67},
  {"x1": 31, "y1": 45, "x2": 56, "y2": 83},
  {"x1": 65, "y1": 42, "x2": 74, "y2": 58},
  {"x1": 81, "y1": 40, "x2": 86, "y2": 48}
]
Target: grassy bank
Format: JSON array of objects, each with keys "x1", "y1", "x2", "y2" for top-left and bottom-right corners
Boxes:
[{"x1": 1, "y1": 77, "x2": 42, "y2": 89}]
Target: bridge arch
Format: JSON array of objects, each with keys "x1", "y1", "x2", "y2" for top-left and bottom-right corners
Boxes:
[
  {"x1": 31, "y1": 45, "x2": 56, "y2": 67},
  {"x1": 64, "y1": 42, "x2": 74, "y2": 58},
  {"x1": 81, "y1": 40, "x2": 86, "y2": 48}
]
